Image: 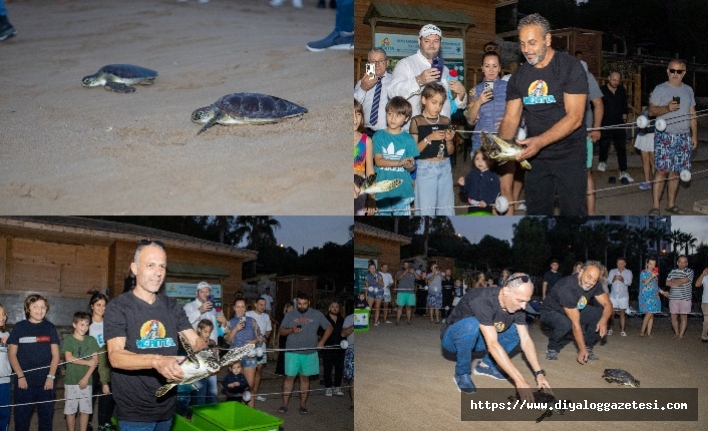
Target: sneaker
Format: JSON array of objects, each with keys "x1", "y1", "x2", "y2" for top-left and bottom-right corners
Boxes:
[
  {"x1": 545, "y1": 349, "x2": 558, "y2": 360},
  {"x1": 586, "y1": 349, "x2": 598, "y2": 361},
  {"x1": 334, "y1": 387, "x2": 344, "y2": 396},
  {"x1": 374, "y1": 321, "x2": 380, "y2": 326},
  {"x1": 325, "y1": 388, "x2": 333, "y2": 397},
  {"x1": 473, "y1": 361, "x2": 507, "y2": 380},
  {"x1": 607, "y1": 329, "x2": 613, "y2": 335},
  {"x1": 620, "y1": 171, "x2": 635, "y2": 182},
  {"x1": 517, "y1": 203, "x2": 527, "y2": 212},
  {"x1": 0, "y1": 24, "x2": 17, "y2": 41},
  {"x1": 269, "y1": 0, "x2": 283, "y2": 6},
  {"x1": 306, "y1": 30, "x2": 354, "y2": 52},
  {"x1": 385, "y1": 320, "x2": 392, "y2": 324},
  {"x1": 292, "y1": 0, "x2": 303, "y2": 8},
  {"x1": 638, "y1": 182, "x2": 651, "y2": 190},
  {"x1": 597, "y1": 162, "x2": 606, "y2": 172},
  {"x1": 453, "y1": 373, "x2": 476, "y2": 394},
  {"x1": 621, "y1": 331, "x2": 627, "y2": 337},
  {"x1": 256, "y1": 395, "x2": 266, "y2": 402}
]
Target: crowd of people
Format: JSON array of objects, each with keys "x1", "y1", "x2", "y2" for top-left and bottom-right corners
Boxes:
[
  {"x1": 354, "y1": 14, "x2": 699, "y2": 216},
  {"x1": 0, "y1": 240, "x2": 354, "y2": 431}
]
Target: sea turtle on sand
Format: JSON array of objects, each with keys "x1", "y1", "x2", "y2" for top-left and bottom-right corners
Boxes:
[
  {"x1": 81, "y1": 64, "x2": 158, "y2": 93},
  {"x1": 155, "y1": 334, "x2": 254, "y2": 397},
  {"x1": 507, "y1": 390, "x2": 567, "y2": 423},
  {"x1": 191, "y1": 92, "x2": 307, "y2": 134},
  {"x1": 480, "y1": 131, "x2": 532, "y2": 170},
  {"x1": 602, "y1": 369, "x2": 640, "y2": 387}
]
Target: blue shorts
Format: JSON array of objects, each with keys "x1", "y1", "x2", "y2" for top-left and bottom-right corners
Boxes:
[
  {"x1": 242, "y1": 355, "x2": 258, "y2": 369},
  {"x1": 367, "y1": 287, "x2": 383, "y2": 300},
  {"x1": 654, "y1": 131, "x2": 691, "y2": 173},
  {"x1": 396, "y1": 292, "x2": 416, "y2": 307},
  {"x1": 343, "y1": 348, "x2": 354, "y2": 380},
  {"x1": 284, "y1": 352, "x2": 319, "y2": 377}
]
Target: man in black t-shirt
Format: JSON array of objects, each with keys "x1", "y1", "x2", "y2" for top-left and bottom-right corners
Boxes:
[
  {"x1": 441, "y1": 268, "x2": 455, "y2": 320},
  {"x1": 498, "y1": 13, "x2": 589, "y2": 216},
  {"x1": 441, "y1": 274, "x2": 551, "y2": 401},
  {"x1": 540, "y1": 261, "x2": 612, "y2": 364},
  {"x1": 542, "y1": 259, "x2": 563, "y2": 300}
]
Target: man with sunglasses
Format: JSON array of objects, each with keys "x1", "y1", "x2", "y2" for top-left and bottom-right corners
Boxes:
[
  {"x1": 441, "y1": 273, "x2": 551, "y2": 402},
  {"x1": 106, "y1": 240, "x2": 206, "y2": 431},
  {"x1": 648, "y1": 59, "x2": 698, "y2": 215},
  {"x1": 540, "y1": 261, "x2": 613, "y2": 364}
]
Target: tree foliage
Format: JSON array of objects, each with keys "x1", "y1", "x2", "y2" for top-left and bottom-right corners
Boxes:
[{"x1": 512, "y1": 217, "x2": 550, "y2": 275}]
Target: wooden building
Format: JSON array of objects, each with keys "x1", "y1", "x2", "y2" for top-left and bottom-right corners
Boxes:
[
  {"x1": 0, "y1": 217, "x2": 256, "y2": 326},
  {"x1": 353, "y1": 222, "x2": 412, "y2": 294}
]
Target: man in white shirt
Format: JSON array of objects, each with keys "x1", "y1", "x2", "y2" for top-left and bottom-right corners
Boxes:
[
  {"x1": 696, "y1": 267, "x2": 708, "y2": 343},
  {"x1": 246, "y1": 297, "x2": 273, "y2": 401},
  {"x1": 355, "y1": 48, "x2": 392, "y2": 137},
  {"x1": 378, "y1": 263, "x2": 394, "y2": 323},
  {"x1": 607, "y1": 258, "x2": 632, "y2": 336},
  {"x1": 261, "y1": 287, "x2": 274, "y2": 316},
  {"x1": 388, "y1": 23, "x2": 467, "y2": 127},
  {"x1": 183, "y1": 281, "x2": 218, "y2": 345}
]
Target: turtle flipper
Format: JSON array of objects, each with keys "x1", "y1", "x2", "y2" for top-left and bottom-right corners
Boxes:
[
  {"x1": 105, "y1": 82, "x2": 136, "y2": 93},
  {"x1": 361, "y1": 179, "x2": 402, "y2": 195},
  {"x1": 219, "y1": 344, "x2": 255, "y2": 368},
  {"x1": 520, "y1": 160, "x2": 532, "y2": 170},
  {"x1": 179, "y1": 333, "x2": 199, "y2": 367},
  {"x1": 156, "y1": 383, "x2": 178, "y2": 398},
  {"x1": 197, "y1": 110, "x2": 226, "y2": 135}
]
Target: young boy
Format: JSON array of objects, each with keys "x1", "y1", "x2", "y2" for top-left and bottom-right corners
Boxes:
[
  {"x1": 193, "y1": 319, "x2": 218, "y2": 406},
  {"x1": 373, "y1": 96, "x2": 419, "y2": 215},
  {"x1": 61, "y1": 311, "x2": 99, "y2": 431},
  {"x1": 222, "y1": 361, "x2": 249, "y2": 403},
  {"x1": 355, "y1": 291, "x2": 368, "y2": 309}
]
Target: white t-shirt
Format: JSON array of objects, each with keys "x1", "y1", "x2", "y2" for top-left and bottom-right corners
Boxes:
[
  {"x1": 379, "y1": 271, "x2": 394, "y2": 295},
  {"x1": 246, "y1": 310, "x2": 272, "y2": 351},
  {"x1": 0, "y1": 331, "x2": 10, "y2": 385},
  {"x1": 342, "y1": 314, "x2": 354, "y2": 349},
  {"x1": 702, "y1": 275, "x2": 708, "y2": 303},
  {"x1": 89, "y1": 320, "x2": 105, "y2": 348}
]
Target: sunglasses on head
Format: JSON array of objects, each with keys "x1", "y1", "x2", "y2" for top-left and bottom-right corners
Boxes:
[
  {"x1": 505, "y1": 274, "x2": 530, "y2": 286},
  {"x1": 668, "y1": 69, "x2": 685, "y2": 75},
  {"x1": 138, "y1": 239, "x2": 166, "y2": 249}
]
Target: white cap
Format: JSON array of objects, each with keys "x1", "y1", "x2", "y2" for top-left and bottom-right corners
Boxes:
[
  {"x1": 419, "y1": 24, "x2": 442, "y2": 39},
  {"x1": 196, "y1": 281, "x2": 211, "y2": 292}
]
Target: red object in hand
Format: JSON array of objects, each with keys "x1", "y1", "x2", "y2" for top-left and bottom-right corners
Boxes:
[
  {"x1": 449, "y1": 69, "x2": 458, "y2": 78},
  {"x1": 653, "y1": 267, "x2": 659, "y2": 275}
]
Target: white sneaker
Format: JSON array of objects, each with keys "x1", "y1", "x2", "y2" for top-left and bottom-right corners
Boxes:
[
  {"x1": 334, "y1": 387, "x2": 344, "y2": 396},
  {"x1": 325, "y1": 388, "x2": 333, "y2": 397},
  {"x1": 256, "y1": 395, "x2": 266, "y2": 402},
  {"x1": 607, "y1": 329, "x2": 613, "y2": 335},
  {"x1": 620, "y1": 171, "x2": 634, "y2": 182},
  {"x1": 621, "y1": 331, "x2": 627, "y2": 337},
  {"x1": 517, "y1": 203, "x2": 527, "y2": 212},
  {"x1": 292, "y1": 0, "x2": 303, "y2": 7},
  {"x1": 597, "y1": 162, "x2": 606, "y2": 172}
]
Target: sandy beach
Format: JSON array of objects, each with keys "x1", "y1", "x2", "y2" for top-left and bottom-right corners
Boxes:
[
  {"x1": 0, "y1": 0, "x2": 350, "y2": 214},
  {"x1": 357, "y1": 312, "x2": 708, "y2": 430}
]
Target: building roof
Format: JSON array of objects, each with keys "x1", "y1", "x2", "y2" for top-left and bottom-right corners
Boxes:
[
  {"x1": 364, "y1": 2, "x2": 475, "y2": 30},
  {"x1": 354, "y1": 222, "x2": 412, "y2": 245},
  {"x1": 0, "y1": 217, "x2": 257, "y2": 261}
]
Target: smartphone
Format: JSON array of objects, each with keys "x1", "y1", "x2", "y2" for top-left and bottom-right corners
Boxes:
[
  {"x1": 207, "y1": 294, "x2": 214, "y2": 304},
  {"x1": 673, "y1": 96, "x2": 681, "y2": 104},
  {"x1": 484, "y1": 81, "x2": 494, "y2": 100},
  {"x1": 365, "y1": 62, "x2": 376, "y2": 77},
  {"x1": 432, "y1": 57, "x2": 444, "y2": 81},
  {"x1": 296, "y1": 325, "x2": 302, "y2": 330},
  {"x1": 240, "y1": 316, "x2": 246, "y2": 324}
]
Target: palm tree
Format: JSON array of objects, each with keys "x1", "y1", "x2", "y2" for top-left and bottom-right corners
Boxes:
[
  {"x1": 591, "y1": 223, "x2": 612, "y2": 267},
  {"x1": 683, "y1": 233, "x2": 697, "y2": 257},
  {"x1": 611, "y1": 224, "x2": 632, "y2": 259},
  {"x1": 234, "y1": 216, "x2": 281, "y2": 251},
  {"x1": 630, "y1": 226, "x2": 649, "y2": 273},
  {"x1": 647, "y1": 227, "x2": 671, "y2": 272},
  {"x1": 670, "y1": 229, "x2": 685, "y2": 262}
]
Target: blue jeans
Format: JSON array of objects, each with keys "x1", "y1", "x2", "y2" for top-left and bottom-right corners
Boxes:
[
  {"x1": 375, "y1": 196, "x2": 413, "y2": 216},
  {"x1": 0, "y1": 0, "x2": 7, "y2": 17},
  {"x1": 335, "y1": 0, "x2": 353, "y2": 32},
  {"x1": 441, "y1": 317, "x2": 519, "y2": 377},
  {"x1": 193, "y1": 374, "x2": 218, "y2": 406},
  {"x1": 118, "y1": 420, "x2": 172, "y2": 431},
  {"x1": 540, "y1": 306, "x2": 602, "y2": 352},
  {"x1": 13, "y1": 385, "x2": 55, "y2": 431},
  {"x1": 414, "y1": 159, "x2": 455, "y2": 216}
]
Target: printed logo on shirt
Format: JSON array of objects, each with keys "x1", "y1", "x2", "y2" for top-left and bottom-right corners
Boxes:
[
  {"x1": 380, "y1": 142, "x2": 406, "y2": 172},
  {"x1": 18, "y1": 336, "x2": 51, "y2": 344},
  {"x1": 136, "y1": 319, "x2": 177, "y2": 349},
  {"x1": 577, "y1": 296, "x2": 587, "y2": 310},
  {"x1": 523, "y1": 80, "x2": 556, "y2": 105},
  {"x1": 494, "y1": 322, "x2": 505, "y2": 333}
]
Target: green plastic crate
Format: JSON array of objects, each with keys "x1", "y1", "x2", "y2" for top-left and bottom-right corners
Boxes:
[
  {"x1": 171, "y1": 414, "x2": 203, "y2": 431},
  {"x1": 190, "y1": 402, "x2": 283, "y2": 431}
]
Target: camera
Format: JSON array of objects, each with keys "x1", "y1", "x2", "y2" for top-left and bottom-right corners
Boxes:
[
  {"x1": 484, "y1": 81, "x2": 494, "y2": 100},
  {"x1": 365, "y1": 63, "x2": 376, "y2": 77}
]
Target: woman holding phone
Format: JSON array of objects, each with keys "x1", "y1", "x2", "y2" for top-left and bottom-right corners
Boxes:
[{"x1": 225, "y1": 297, "x2": 263, "y2": 407}]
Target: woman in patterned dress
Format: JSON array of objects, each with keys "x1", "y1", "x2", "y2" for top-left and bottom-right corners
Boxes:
[{"x1": 639, "y1": 257, "x2": 668, "y2": 337}]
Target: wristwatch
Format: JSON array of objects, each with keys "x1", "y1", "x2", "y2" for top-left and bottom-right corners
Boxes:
[
  {"x1": 533, "y1": 369, "x2": 546, "y2": 377},
  {"x1": 47, "y1": 374, "x2": 55, "y2": 380}
]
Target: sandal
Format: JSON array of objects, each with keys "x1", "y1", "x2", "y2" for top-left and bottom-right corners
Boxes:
[
  {"x1": 664, "y1": 205, "x2": 685, "y2": 215},
  {"x1": 648, "y1": 208, "x2": 660, "y2": 215},
  {"x1": 278, "y1": 406, "x2": 288, "y2": 414},
  {"x1": 299, "y1": 406, "x2": 309, "y2": 414}
]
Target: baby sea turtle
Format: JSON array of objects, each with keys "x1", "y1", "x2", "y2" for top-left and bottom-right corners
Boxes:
[
  {"x1": 81, "y1": 64, "x2": 158, "y2": 93},
  {"x1": 480, "y1": 132, "x2": 532, "y2": 170},
  {"x1": 155, "y1": 334, "x2": 254, "y2": 397},
  {"x1": 507, "y1": 390, "x2": 567, "y2": 423},
  {"x1": 602, "y1": 369, "x2": 640, "y2": 387},
  {"x1": 191, "y1": 92, "x2": 307, "y2": 134}
]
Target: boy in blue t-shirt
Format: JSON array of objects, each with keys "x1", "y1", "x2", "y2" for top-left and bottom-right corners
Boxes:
[{"x1": 373, "y1": 96, "x2": 419, "y2": 215}]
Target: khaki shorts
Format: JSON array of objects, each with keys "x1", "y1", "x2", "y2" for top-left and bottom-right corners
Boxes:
[{"x1": 64, "y1": 384, "x2": 93, "y2": 415}]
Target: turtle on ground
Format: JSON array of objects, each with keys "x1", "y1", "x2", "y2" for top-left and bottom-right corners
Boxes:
[
  {"x1": 81, "y1": 64, "x2": 158, "y2": 93},
  {"x1": 507, "y1": 390, "x2": 567, "y2": 423},
  {"x1": 480, "y1": 131, "x2": 532, "y2": 170},
  {"x1": 191, "y1": 92, "x2": 307, "y2": 134},
  {"x1": 602, "y1": 369, "x2": 640, "y2": 387}
]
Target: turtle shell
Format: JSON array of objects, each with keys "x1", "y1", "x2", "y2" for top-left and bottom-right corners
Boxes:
[
  {"x1": 215, "y1": 92, "x2": 307, "y2": 120},
  {"x1": 100, "y1": 64, "x2": 158, "y2": 79},
  {"x1": 602, "y1": 369, "x2": 640, "y2": 387}
]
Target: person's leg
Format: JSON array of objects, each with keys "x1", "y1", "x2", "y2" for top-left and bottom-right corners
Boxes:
[
  {"x1": 333, "y1": 0, "x2": 353, "y2": 33},
  {"x1": 641, "y1": 151, "x2": 653, "y2": 183},
  {"x1": 13, "y1": 385, "x2": 32, "y2": 431},
  {"x1": 406, "y1": 304, "x2": 412, "y2": 323},
  {"x1": 323, "y1": 350, "x2": 334, "y2": 389},
  {"x1": 281, "y1": 376, "x2": 295, "y2": 409},
  {"x1": 640, "y1": 312, "x2": 650, "y2": 336},
  {"x1": 436, "y1": 159, "x2": 455, "y2": 216},
  {"x1": 646, "y1": 313, "x2": 654, "y2": 337},
  {"x1": 441, "y1": 317, "x2": 483, "y2": 377},
  {"x1": 523, "y1": 161, "x2": 555, "y2": 215},
  {"x1": 670, "y1": 313, "x2": 679, "y2": 336},
  {"x1": 480, "y1": 324, "x2": 520, "y2": 371},
  {"x1": 540, "y1": 310, "x2": 573, "y2": 354},
  {"x1": 679, "y1": 313, "x2": 688, "y2": 339},
  {"x1": 206, "y1": 374, "x2": 218, "y2": 404},
  {"x1": 36, "y1": 386, "x2": 55, "y2": 431},
  {"x1": 579, "y1": 304, "x2": 602, "y2": 350},
  {"x1": 666, "y1": 171, "x2": 681, "y2": 209},
  {"x1": 701, "y1": 302, "x2": 708, "y2": 340},
  {"x1": 414, "y1": 161, "x2": 437, "y2": 217},
  {"x1": 586, "y1": 169, "x2": 595, "y2": 215},
  {"x1": 396, "y1": 299, "x2": 403, "y2": 324},
  {"x1": 333, "y1": 349, "x2": 344, "y2": 388},
  {"x1": 193, "y1": 378, "x2": 206, "y2": 406},
  {"x1": 652, "y1": 171, "x2": 667, "y2": 210},
  {"x1": 497, "y1": 161, "x2": 515, "y2": 215},
  {"x1": 613, "y1": 129, "x2": 628, "y2": 172},
  {"x1": 298, "y1": 374, "x2": 310, "y2": 408},
  {"x1": 598, "y1": 131, "x2": 610, "y2": 165},
  {"x1": 253, "y1": 364, "x2": 264, "y2": 396},
  {"x1": 243, "y1": 365, "x2": 256, "y2": 407},
  {"x1": 66, "y1": 412, "x2": 76, "y2": 431},
  {"x1": 0, "y1": 383, "x2": 10, "y2": 431},
  {"x1": 556, "y1": 157, "x2": 588, "y2": 216},
  {"x1": 652, "y1": 131, "x2": 669, "y2": 210},
  {"x1": 619, "y1": 309, "x2": 626, "y2": 333},
  {"x1": 382, "y1": 300, "x2": 389, "y2": 322},
  {"x1": 80, "y1": 412, "x2": 90, "y2": 431},
  {"x1": 282, "y1": 352, "x2": 298, "y2": 409},
  {"x1": 374, "y1": 297, "x2": 382, "y2": 324}
]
